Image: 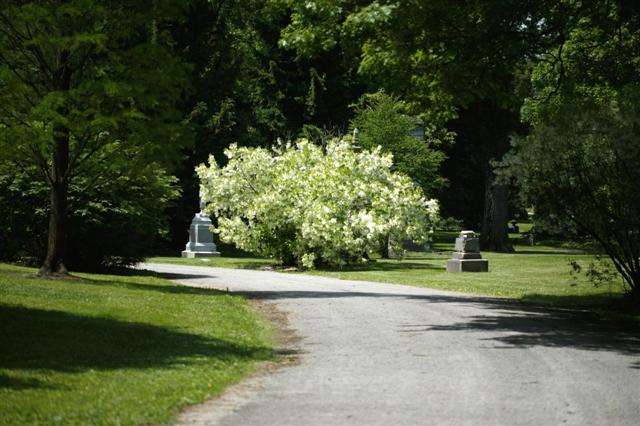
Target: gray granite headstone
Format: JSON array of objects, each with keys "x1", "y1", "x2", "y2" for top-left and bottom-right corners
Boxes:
[{"x1": 446, "y1": 230, "x2": 488, "y2": 272}]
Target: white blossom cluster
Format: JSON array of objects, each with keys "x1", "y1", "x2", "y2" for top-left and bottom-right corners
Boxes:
[{"x1": 197, "y1": 138, "x2": 439, "y2": 268}]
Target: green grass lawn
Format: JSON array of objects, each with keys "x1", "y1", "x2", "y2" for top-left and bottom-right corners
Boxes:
[
  {"x1": 307, "y1": 249, "x2": 629, "y2": 309},
  {"x1": 149, "y1": 255, "x2": 277, "y2": 269},
  {"x1": 150, "y1": 246, "x2": 631, "y2": 314},
  {"x1": 0, "y1": 263, "x2": 273, "y2": 426}
]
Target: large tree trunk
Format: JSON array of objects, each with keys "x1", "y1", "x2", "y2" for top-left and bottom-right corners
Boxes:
[
  {"x1": 39, "y1": 128, "x2": 70, "y2": 275},
  {"x1": 442, "y1": 102, "x2": 521, "y2": 250},
  {"x1": 626, "y1": 268, "x2": 640, "y2": 307},
  {"x1": 480, "y1": 173, "x2": 513, "y2": 252},
  {"x1": 39, "y1": 51, "x2": 71, "y2": 275},
  {"x1": 631, "y1": 282, "x2": 640, "y2": 307},
  {"x1": 381, "y1": 234, "x2": 390, "y2": 259}
]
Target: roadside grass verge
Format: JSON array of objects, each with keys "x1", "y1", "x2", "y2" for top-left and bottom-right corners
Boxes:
[
  {"x1": 148, "y1": 255, "x2": 277, "y2": 269},
  {"x1": 307, "y1": 250, "x2": 628, "y2": 306},
  {"x1": 149, "y1": 247, "x2": 635, "y2": 317},
  {"x1": 0, "y1": 263, "x2": 273, "y2": 426}
]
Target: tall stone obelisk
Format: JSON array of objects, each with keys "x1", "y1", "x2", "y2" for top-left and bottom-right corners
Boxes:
[{"x1": 181, "y1": 197, "x2": 220, "y2": 258}]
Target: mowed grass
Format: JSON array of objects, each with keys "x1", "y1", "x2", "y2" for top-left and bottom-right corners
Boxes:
[
  {"x1": 0, "y1": 263, "x2": 273, "y2": 426},
  {"x1": 151, "y1": 246, "x2": 630, "y2": 312},
  {"x1": 148, "y1": 255, "x2": 276, "y2": 269},
  {"x1": 308, "y1": 248, "x2": 629, "y2": 309}
]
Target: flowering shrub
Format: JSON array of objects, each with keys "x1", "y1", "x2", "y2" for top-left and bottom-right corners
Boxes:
[{"x1": 197, "y1": 138, "x2": 439, "y2": 268}]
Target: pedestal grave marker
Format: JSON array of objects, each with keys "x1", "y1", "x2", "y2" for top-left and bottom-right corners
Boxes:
[
  {"x1": 181, "y1": 198, "x2": 220, "y2": 258},
  {"x1": 446, "y1": 230, "x2": 488, "y2": 272}
]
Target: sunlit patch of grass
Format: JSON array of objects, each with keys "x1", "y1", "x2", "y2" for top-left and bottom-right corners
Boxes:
[
  {"x1": 0, "y1": 263, "x2": 273, "y2": 426},
  {"x1": 308, "y1": 250, "x2": 630, "y2": 312},
  {"x1": 148, "y1": 256, "x2": 278, "y2": 269},
  {"x1": 148, "y1": 248, "x2": 635, "y2": 317}
]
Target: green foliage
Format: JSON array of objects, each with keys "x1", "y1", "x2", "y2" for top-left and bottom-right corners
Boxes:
[
  {"x1": 499, "y1": 11, "x2": 640, "y2": 301},
  {"x1": 0, "y1": 166, "x2": 48, "y2": 262},
  {"x1": 0, "y1": 153, "x2": 179, "y2": 270},
  {"x1": 0, "y1": 1, "x2": 190, "y2": 270},
  {"x1": 167, "y1": 0, "x2": 366, "y2": 248},
  {"x1": 569, "y1": 256, "x2": 621, "y2": 291},
  {"x1": 279, "y1": 0, "x2": 358, "y2": 58},
  {"x1": 350, "y1": 91, "x2": 446, "y2": 196},
  {"x1": 277, "y1": 0, "x2": 572, "y2": 251},
  {"x1": 279, "y1": 0, "x2": 566, "y2": 123},
  {"x1": 197, "y1": 139, "x2": 438, "y2": 268},
  {"x1": 65, "y1": 150, "x2": 180, "y2": 270},
  {"x1": 0, "y1": 0, "x2": 189, "y2": 167}
]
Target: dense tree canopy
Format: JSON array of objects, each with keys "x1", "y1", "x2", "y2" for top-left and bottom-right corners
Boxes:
[
  {"x1": 277, "y1": 0, "x2": 571, "y2": 250},
  {"x1": 500, "y1": 6, "x2": 640, "y2": 301},
  {"x1": 0, "y1": 0, "x2": 189, "y2": 272},
  {"x1": 1, "y1": 0, "x2": 638, "y2": 306},
  {"x1": 165, "y1": 0, "x2": 367, "y2": 248}
]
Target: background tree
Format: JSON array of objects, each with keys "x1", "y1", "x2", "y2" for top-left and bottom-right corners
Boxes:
[
  {"x1": 499, "y1": 5, "x2": 640, "y2": 303},
  {"x1": 350, "y1": 91, "x2": 446, "y2": 196},
  {"x1": 278, "y1": 0, "x2": 583, "y2": 251},
  {"x1": 166, "y1": 0, "x2": 365, "y2": 250},
  {"x1": 350, "y1": 90, "x2": 446, "y2": 257},
  {"x1": 0, "y1": 0, "x2": 189, "y2": 273}
]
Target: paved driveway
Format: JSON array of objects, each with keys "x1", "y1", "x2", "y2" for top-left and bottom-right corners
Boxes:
[{"x1": 143, "y1": 263, "x2": 640, "y2": 426}]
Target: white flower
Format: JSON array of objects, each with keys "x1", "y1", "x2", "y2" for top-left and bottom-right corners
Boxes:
[
  {"x1": 196, "y1": 137, "x2": 438, "y2": 268},
  {"x1": 301, "y1": 252, "x2": 316, "y2": 268}
]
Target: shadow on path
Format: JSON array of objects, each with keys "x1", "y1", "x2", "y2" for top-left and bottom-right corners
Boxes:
[
  {"x1": 419, "y1": 308, "x2": 640, "y2": 359},
  {"x1": 151, "y1": 268, "x2": 640, "y2": 367},
  {"x1": 236, "y1": 290, "x2": 640, "y2": 363}
]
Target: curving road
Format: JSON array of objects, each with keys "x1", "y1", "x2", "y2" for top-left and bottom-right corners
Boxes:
[{"x1": 143, "y1": 263, "x2": 640, "y2": 426}]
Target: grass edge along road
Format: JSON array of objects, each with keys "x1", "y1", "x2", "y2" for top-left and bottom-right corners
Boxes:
[
  {"x1": 0, "y1": 263, "x2": 274, "y2": 426},
  {"x1": 149, "y1": 246, "x2": 634, "y2": 317}
]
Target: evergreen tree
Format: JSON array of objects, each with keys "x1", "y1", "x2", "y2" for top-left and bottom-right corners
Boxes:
[{"x1": 350, "y1": 91, "x2": 445, "y2": 196}]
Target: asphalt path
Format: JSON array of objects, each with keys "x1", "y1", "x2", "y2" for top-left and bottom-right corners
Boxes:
[{"x1": 143, "y1": 263, "x2": 640, "y2": 426}]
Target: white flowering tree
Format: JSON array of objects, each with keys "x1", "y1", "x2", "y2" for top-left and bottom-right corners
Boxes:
[{"x1": 197, "y1": 138, "x2": 439, "y2": 268}]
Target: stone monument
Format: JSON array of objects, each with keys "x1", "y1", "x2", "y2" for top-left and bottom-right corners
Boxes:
[
  {"x1": 446, "y1": 230, "x2": 488, "y2": 272},
  {"x1": 181, "y1": 198, "x2": 220, "y2": 258}
]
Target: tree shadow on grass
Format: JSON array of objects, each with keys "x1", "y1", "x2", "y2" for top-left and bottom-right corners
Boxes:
[
  {"x1": 230, "y1": 261, "x2": 282, "y2": 270},
  {"x1": 316, "y1": 261, "x2": 442, "y2": 273},
  {"x1": 0, "y1": 304, "x2": 271, "y2": 387},
  {"x1": 513, "y1": 250, "x2": 589, "y2": 255},
  {"x1": 10, "y1": 267, "x2": 221, "y2": 297},
  {"x1": 0, "y1": 374, "x2": 59, "y2": 391},
  {"x1": 51, "y1": 273, "x2": 226, "y2": 297},
  {"x1": 521, "y1": 293, "x2": 629, "y2": 310}
]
